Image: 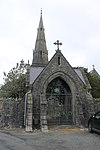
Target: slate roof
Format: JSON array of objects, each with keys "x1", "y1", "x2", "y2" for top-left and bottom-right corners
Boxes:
[
  {"x1": 29, "y1": 66, "x2": 44, "y2": 84},
  {"x1": 74, "y1": 67, "x2": 91, "y2": 89},
  {"x1": 74, "y1": 68, "x2": 86, "y2": 84}
]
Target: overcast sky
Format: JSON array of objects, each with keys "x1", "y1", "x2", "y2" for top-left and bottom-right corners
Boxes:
[{"x1": 0, "y1": 0, "x2": 100, "y2": 84}]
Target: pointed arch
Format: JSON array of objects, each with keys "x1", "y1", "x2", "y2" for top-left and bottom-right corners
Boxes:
[
  {"x1": 46, "y1": 77, "x2": 73, "y2": 125},
  {"x1": 40, "y1": 71, "x2": 77, "y2": 127}
]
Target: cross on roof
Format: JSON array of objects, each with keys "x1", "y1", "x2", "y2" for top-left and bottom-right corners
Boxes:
[{"x1": 54, "y1": 40, "x2": 62, "y2": 50}]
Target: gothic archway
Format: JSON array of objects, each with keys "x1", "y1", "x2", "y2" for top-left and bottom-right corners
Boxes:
[{"x1": 46, "y1": 77, "x2": 73, "y2": 125}]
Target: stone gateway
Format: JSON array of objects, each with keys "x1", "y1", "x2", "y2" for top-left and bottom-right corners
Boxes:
[{"x1": 25, "y1": 11, "x2": 94, "y2": 132}]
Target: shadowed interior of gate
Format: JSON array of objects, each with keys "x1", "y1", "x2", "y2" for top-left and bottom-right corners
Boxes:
[{"x1": 46, "y1": 77, "x2": 73, "y2": 126}]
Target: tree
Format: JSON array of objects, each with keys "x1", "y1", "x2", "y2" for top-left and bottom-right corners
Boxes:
[
  {"x1": 0, "y1": 60, "x2": 28, "y2": 98},
  {"x1": 88, "y1": 74, "x2": 100, "y2": 98},
  {"x1": 84, "y1": 68, "x2": 100, "y2": 98}
]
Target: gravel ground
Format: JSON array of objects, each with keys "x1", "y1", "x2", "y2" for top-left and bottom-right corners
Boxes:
[{"x1": 0, "y1": 128, "x2": 100, "y2": 150}]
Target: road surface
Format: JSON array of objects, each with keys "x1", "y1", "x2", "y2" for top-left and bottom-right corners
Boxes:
[{"x1": 0, "y1": 129, "x2": 100, "y2": 150}]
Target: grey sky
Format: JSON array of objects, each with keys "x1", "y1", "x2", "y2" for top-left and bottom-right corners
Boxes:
[{"x1": 0, "y1": 0, "x2": 100, "y2": 84}]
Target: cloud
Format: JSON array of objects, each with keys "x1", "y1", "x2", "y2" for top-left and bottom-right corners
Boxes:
[{"x1": 0, "y1": 0, "x2": 100, "y2": 83}]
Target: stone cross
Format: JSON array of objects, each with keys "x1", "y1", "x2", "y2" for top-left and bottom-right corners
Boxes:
[{"x1": 54, "y1": 40, "x2": 62, "y2": 50}]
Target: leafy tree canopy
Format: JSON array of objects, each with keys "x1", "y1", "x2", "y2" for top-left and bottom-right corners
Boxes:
[
  {"x1": 84, "y1": 68, "x2": 100, "y2": 98},
  {"x1": 0, "y1": 60, "x2": 28, "y2": 98}
]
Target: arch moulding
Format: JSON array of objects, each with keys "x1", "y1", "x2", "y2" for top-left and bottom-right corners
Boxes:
[{"x1": 40, "y1": 71, "x2": 78, "y2": 132}]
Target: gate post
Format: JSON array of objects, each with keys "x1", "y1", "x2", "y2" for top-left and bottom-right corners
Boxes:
[
  {"x1": 40, "y1": 94, "x2": 48, "y2": 132},
  {"x1": 25, "y1": 91, "x2": 33, "y2": 132}
]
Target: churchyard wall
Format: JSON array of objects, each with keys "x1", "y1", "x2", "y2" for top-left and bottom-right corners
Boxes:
[
  {"x1": 0, "y1": 97, "x2": 100, "y2": 129},
  {"x1": 0, "y1": 98, "x2": 24, "y2": 129}
]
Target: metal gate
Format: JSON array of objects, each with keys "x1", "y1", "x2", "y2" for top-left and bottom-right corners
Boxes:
[{"x1": 46, "y1": 77, "x2": 73, "y2": 125}]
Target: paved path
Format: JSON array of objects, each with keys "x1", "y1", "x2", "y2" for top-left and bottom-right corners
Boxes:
[{"x1": 0, "y1": 129, "x2": 100, "y2": 150}]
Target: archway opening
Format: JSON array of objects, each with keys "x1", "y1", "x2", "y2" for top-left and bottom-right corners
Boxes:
[{"x1": 46, "y1": 77, "x2": 73, "y2": 126}]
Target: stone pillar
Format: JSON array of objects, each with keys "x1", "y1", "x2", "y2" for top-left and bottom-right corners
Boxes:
[
  {"x1": 40, "y1": 94, "x2": 48, "y2": 132},
  {"x1": 25, "y1": 91, "x2": 33, "y2": 132},
  {"x1": 75, "y1": 93, "x2": 85, "y2": 127}
]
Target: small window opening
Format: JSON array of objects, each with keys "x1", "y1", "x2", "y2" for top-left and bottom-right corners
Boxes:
[
  {"x1": 58, "y1": 56, "x2": 60, "y2": 65},
  {"x1": 40, "y1": 28, "x2": 42, "y2": 31},
  {"x1": 40, "y1": 51, "x2": 42, "y2": 61},
  {"x1": 40, "y1": 51, "x2": 42, "y2": 57}
]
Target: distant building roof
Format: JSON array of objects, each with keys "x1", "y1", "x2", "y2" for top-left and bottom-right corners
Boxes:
[{"x1": 90, "y1": 68, "x2": 99, "y2": 77}]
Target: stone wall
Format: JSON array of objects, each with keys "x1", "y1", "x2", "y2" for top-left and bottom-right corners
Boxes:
[
  {"x1": 0, "y1": 98, "x2": 24, "y2": 129},
  {"x1": 0, "y1": 96, "x2": 100, "y2": 130},
  {"x1": 94, "y1": 98, "x2": 100, "y2": 112}
]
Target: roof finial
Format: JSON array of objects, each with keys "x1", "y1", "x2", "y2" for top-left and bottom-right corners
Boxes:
[
  {"x1": 54, "y1": 40, "x2": 62, "y2": 51},
  {"x1": 41, "y1": 8, "x2": 42, "y2": 15},
  {"x1": 93, "y1": 65, "x2": 95, "y2": 69}
]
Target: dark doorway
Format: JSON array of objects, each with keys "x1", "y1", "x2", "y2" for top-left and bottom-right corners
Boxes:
[{"x1": 46, "y1": 77, "x2": 73, "y2": 125}]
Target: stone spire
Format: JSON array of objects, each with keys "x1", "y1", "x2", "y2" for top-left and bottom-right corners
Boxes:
[{"x1": 32, "y1": 10, "x2": 48, "y2": 66}]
